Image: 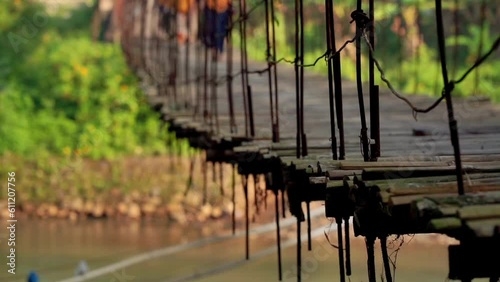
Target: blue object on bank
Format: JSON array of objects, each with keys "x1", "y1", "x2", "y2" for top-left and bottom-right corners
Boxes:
[{"x1": 28, "y1": 271, "x2": 39, "y2": 282}]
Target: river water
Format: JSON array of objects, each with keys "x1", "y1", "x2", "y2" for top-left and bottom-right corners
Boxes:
[{"x1": 0, "y1": 216, "x2": 490, "y2": 282}]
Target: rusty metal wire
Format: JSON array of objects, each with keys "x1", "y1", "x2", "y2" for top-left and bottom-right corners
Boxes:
[
  {"x1": 194, "y1": 33, "x2": 361, "y2": 88},
  {"x1": 362, "y1": 30, "x2": 500, "y2": 120}
]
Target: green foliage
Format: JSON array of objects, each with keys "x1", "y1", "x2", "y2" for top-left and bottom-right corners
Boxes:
[
  {"x1": 47, "y1": 2, "x2": 95, "y2": 36},
  {"x1": 239, "y1": 2, "x2": 499, "y2": 102},
  {"x1": 0, "y1": 1, "x2": 194, "y2": 203},
  {"x1": 446, "y1": 23, "x2": 499, "y2": 100},
  {"x1": 0, "y1": 154, "x2": 185, "y2": 203},
  {"x1": 0, "y1": 1, "x2": 168, "y2": 159}
]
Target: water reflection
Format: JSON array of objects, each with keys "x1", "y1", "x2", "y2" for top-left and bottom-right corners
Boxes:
[{"x1": 1, "y1": 218, "x2": 489, "y2": 282}]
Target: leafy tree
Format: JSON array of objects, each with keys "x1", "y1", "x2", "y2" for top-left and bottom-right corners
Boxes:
[{"x1": 0, "y1": 1, "x2": 168, "y2": 158}]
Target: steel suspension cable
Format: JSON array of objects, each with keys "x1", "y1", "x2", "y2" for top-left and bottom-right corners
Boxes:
[
  {"x1": 270, "y1": 0, "x2": 279, "y2": 143},
  {"x1": 264, "y1": 0, "x2": 277, "y2": 143},
  {"x1": 226, "y1": 5, "x2": 237, "y2": 134},
  {"x1": 239, "y1": 0, "x2": 250, "y2": 137},
  {"x1": 332, "y1": 1, "x2": 345, "y2": 160},
  {"x1": 193, "y1": 0, "x2": 203, "y2": 119},
  {"x1": 325, "y1": 0, "x2": 337, "y2": 160},
  {"x1": 299, "y1": 0, "x2": 306, "y2": 157},
  {"x1": 353, "y1": 5, "x2": 370, "y2": 162},
  {"x1": 294, "y1": 0, "x2": 301, "y2": 158},
  {"x1": 184, "y1": 2, "x2": 192, "y2": 109},
  {"x1": 435, "y1": 0, "x2": 464, "y2": 195},
  {"x1": 368, "y1": 0, "x2": 380, "y2": 161}
]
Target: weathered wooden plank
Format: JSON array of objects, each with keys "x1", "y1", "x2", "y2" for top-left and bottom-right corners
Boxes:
[
  {"x1": 146, "y1": 35, "x2": 500, "y2": 247},
  {"x1": 327, "y1": 170, "x2": 361, "y2": 180},
  {"x1": 464, "y1": 218, "x2": 500, "y2": 237},
  {"x1": 388, "y1": 182, "x2": 500, "y2": 196},
  {"x1": 366, "y1": 172, "x2": 500, "y2": 190},
  {"x1": 388, "y1": 184, "x2": 500, "y2": 196},
  {"x1": 422, "y1": 191, "x2": 500, "y2": 206},
  {"x1": 458, "y1": 204, "x2": 500, "y2": 220},
  {"x1": 362, "y1": 166, "x2": 500, "y2": 181},
  {"x1": 339, "y1": 160, "x2": 450, "y2": 170},
  {"x1": 429, "y1": 217, "x2": 462, "y2": 231},
  {"x1": 408, "y1": 192, "x2": 500, "y2": 220},
  {"x1": 378, "y1": 154, "x2": 500, "y2": 163},
  {"x1": 325, "y1": 180, "x2": 344, "y2": 189},
  {"x1": 309, "y1": 176, "x2": 328, "y2": 185}
]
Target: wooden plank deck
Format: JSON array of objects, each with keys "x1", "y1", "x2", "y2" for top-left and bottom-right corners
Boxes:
[
  {"x1": 150, "y1": 51, "x2": 500, "y2": 160},
  {"x1": 146, "y1": 44, "x2": 500, "y2": 233},
  {"x1": 142, "y1": 44, "x2": 500, "y2": 280}
]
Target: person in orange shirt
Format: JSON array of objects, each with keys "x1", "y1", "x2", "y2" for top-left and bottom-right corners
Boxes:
[
  {"x1": 176, "y1": 0, "x2": 197, "y2": 43},
  {"x1": 206, "y1": 0, "x2": 231, "y2": 13}
]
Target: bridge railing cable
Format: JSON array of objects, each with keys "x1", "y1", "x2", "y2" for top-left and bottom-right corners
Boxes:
[
  {"x1": 362, "y1": 30, "x2": 500, "y2": 120},
  {"x1": 179, "y1": 32, "x2": 358, "y2": 87}
]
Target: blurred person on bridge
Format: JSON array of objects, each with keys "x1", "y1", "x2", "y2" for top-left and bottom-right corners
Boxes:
[
  {"x1": 176, "y1": 0, "x2": 198, "y2": 44},
  {"x1": 201, "y1": 0, "x2": 232, "y2": 52}
]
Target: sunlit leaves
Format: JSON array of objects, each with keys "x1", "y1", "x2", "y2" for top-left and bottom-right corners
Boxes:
[{"x1": 0, "y1": 4, "x2": 167, "y2": 159}]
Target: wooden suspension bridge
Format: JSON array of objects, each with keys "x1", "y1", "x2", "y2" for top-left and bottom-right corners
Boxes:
[{"x1": 111, "y1": 0, "x2": 500, "y2": 281}]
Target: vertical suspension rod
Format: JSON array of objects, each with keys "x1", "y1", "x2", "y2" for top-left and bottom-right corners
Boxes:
[
  {"x1": 219, "y1": 163, "x2": 224, "y2": 196},
  {"x1": 240, "y1": 0, "x2": 250, "y2": 137},
  {"x1": 331, "y1": 0, "x2": 345, "y2": 159},
  {"x1": 243, "y1": 175, "x2": 250, "y2": 259},
  {"x1": 154, "y1": 5, "x2": 161, "y2": 81},
  {"x1": 211, "y1": 47, "x2": 220, "y2": 133},
  {"x1": 193, "y1": 0, "x2": 203, "y2": 118},
  {"x1": 211, "y1": 0, "x2": 220, "y2": 133},
  {"x1": 294, "y1": 0, "x2": 301, "y2": 158},
  {"x1": 140, "y1": 0, "x2": 147, "y2": 72},
  {"x1": 355, "y1": 0, "x2": 370, "y2": 162},
  {"x1": 296, "y1": 215, "x2": 301, "y2": 282},
  {"x1": 254, "y1": 175, "x2": 259, "y2": 215},
  {"x1": 381, "y1": 236, "x2": 393, "y2": 282},
  {"x1": 203, "y1": 46, "x2": 209, "y2": 122},
  {"x1": 275, "y1": 190, "x2": 283, "y2": 280},
  {"x1": 366, "y1": 236, "x2": 376, "y2": 282},
  {"x1": 155, "y1": 4, "x2": 163, "y2": 98},
  {"x1": 325, "y1": 0, "x2": 337, "y2": 160},
  {"x1": 306, "y1": 202, "x2": 312, "y2": 251},
  {"x1": 171, "y1": 3, "x2": 178, "y2": 108},
  {"x1": 369, "y1": 0, "x2": 380, "y2": 161},
  {"x1": 184, "y1": 154, "x2": 196, "y2": 196},
  {"x1": 344, "y1": 217, "x2": 351, "y2": 276},
  {"x1": 264, "y1": 0, "x2": 277, "y2": 142},
  {"x1": 242, "y1": 0, "x2": 254, "y2": 137},
  {"x1": 248, "y1": 85, "x2": 255, "y2": 137},
  {"x1": 227, "y1": 7, "x2": 237, "y2": 133},
  {"x1": 185, "y1": 1, "x2": 191, "y2": 109},
  {"x1": 232, "y1": 164, "x2": 236, "y2": 235},
  {"x1": 270, "y1": 0, "x2": 280, "y2": 142},
  {"x1": 435, "y1": 0, "x2": 464, "y2": 195},
  {"x1": 337, "y1": 217, "x2": 346, "y2": 282},
  {"x1": 281, "y1": 189, "x2": 286, "y2": 218},
  {"x1": 299, "y1": 0, "x2": 307, "y2": 157},
  {"x1": 203, "y1": 152, "x2": 208, "y2": 205}
]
